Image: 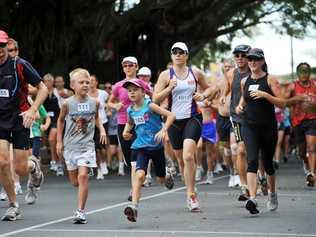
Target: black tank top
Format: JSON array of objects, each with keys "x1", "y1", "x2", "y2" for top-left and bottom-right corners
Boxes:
[
  {"x1": 244, "y1": 74, "x2": 276, "y2": 125},
  {"x1": 43, "y1": 92, "x2": 60, "y2": 123}
]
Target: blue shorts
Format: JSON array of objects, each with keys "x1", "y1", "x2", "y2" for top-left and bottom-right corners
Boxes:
[
  {"x1": 202, "y1": 121, "x2": 217, "y2": 144},
  {"x1": 131, "y1": 148, "x2": 166, "y2": 177}
]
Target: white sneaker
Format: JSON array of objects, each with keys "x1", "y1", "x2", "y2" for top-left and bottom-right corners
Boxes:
[
  {"x1": 267, "y1": 192, "x2": 278, "y2": 211},
  {"x1": 15, "y1": 183, "x2": 23, "y2": 195},
  {"x1": 0, "y1": 188, "x2": 7, "y2": 201},
  {"x1": 56, "y1": 165, "x2": 64, "y2": 176},
  {"x1": 195, "y1": 166, "x2": 203, "y2": 181},
  {"x1": 228, "y1": 175, "x2": 235, "y2": 188},
  {"x1": 205, "y1": 171, "x2": 214, "y2": 184},
  {"x1": 118, "y1": 162, "x2": 125, "y2": 176},
  {"x1": 234, "y1": 175, "x2": 241, "y2": 187},
  {"x1": 101, "y1": 162, "x2": 109, "y2": 175},
  {"x1": 187, "y1": 194, "x2": 200, "y2": 212},
  {"x1": 73, "y1": 209, "x2": 87, "y2": 224},
  {"x1": 143, "y1": 175, "x2": 152, "y2": 187},
  {"x1": 213, "y1": 163, "x2": 223, "y2": 174},
  {"x1": 50, "y1": 160, "x2": 57, "y2": 172},
  {"x1": 96, "y1": 168, "x2": 104, "y2": 180}
]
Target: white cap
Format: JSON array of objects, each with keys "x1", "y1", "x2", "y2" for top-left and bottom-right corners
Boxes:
[
  {"x1": 122, "y1": 56, "x2": 138, "y2": 65},
  {"x1": 137, "y1": 67, "x2": 151, "y2": 76},
  {"x1": 171, "y1": 42, "x2": 189, "y2": 53}
]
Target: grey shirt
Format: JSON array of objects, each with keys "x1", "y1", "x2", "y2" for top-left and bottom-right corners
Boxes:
[
  {"x1": 230, "y1": 68, "x2": 250, "y2": 123},
  {"x1": 63, "y1": 96, "x2": 97, "y2": 151}
]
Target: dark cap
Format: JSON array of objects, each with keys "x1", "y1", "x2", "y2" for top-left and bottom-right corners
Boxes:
[
  {"x1": 232, "y1": 44, "x2": 251, "y2": 54},
  {"x1": 246, "y1": 48, "x2": 265, "y2": 59}
]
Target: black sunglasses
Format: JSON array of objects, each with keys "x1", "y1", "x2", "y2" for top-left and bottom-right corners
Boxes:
[
  {"x1": 234, "y1": 54, "x2": 247, "y2": 58},
  {"x1": 171, "y1": 48, "x2": 186, "y2": 55},
  {"x1": 0, "y1": 43, "x2": 7, "y2": 48},
  {"x1": 247, "y1": 57, "x2": 262, "y2": 62}
]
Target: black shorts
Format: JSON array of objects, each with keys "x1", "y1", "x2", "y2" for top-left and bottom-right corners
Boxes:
[
  {"x1": 284, "y1": 126, "x2": 291, "y2": 136},
  {"x1": 0, "y1": 127, "x2": 30, "y2": 150},
  {"x1": 108, "y1": 135, "x2": 118, "y2": 145},
  {"x1": 131, "y1": 148, "x2": 166, "y2": 177},
  {"x1": 230, "y1": 119, "x2": 243, "y2": 143},
  {"x1": 46, "y1": 122, "x2": 57, "y2": 136},
  {"x1": 168, "y1": 114, "x2": 202, "y2": 150},
  {"x1": 293, "y1": 119, "x2": 316, "y2": 144},
  {"x1": 94, "y1": 123, "x2": 108, "y2": 149},
  {"x1": 216, "y1": 114, "x2": 231, "y2": 142}
]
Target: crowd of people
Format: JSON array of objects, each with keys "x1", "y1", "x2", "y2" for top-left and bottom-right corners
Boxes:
[{"x1": 0, "y1": 29, "x2": 315, "y2": 224}]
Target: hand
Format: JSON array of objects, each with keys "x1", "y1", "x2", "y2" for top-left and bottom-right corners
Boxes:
[
  {"x1": 236, "y1": 104, "x2": 244, "y2": 115},
  {"x1": 193, "y1": 92, "x2": 205, "y2": 101},
  {"x1": 168, "y1": 78, "x2": 177, "y2": 90},
  {"x1": 123, "y1": 131, "x2": 133, "y2": 141},
  {"x1": 100, "y1": 132, "x2": 107, "y2": 145},
  {"x1": 40, "y1": 124, "x2": 48, "y2": 132},
  {"x1": 56, "y1": 142, "x2": 63, "y2": 158},
  {"x1": 155, "y1": 129, "x2": 167, "y2": 143},
  {"x1": 20, "y1": 108, "x2": 37, "y2": 128},
  {"x1": 115, "y1": 102, "x2": 123, "y2": 111},
  {"x1": 294, "y1": 94, "x2": 309, "y2": 102},
  {"x1": 250, "y1": 90, "x2": 267, "y2": 99}
]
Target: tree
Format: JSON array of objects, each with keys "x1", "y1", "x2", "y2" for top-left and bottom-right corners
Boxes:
[{"x1": 1, "y1": 0, "x2": 315, "y2": 82}]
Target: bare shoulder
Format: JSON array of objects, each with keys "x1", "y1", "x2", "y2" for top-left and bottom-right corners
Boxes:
[{"x1": 192, "y1": 67, "x2": 205, "y2": 80}]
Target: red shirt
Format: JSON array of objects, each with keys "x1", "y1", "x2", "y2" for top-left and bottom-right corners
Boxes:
[{"x1": 292, "y1": 80, "x2": 316, "y2": 127}]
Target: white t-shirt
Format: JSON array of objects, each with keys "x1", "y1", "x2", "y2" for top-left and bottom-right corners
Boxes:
[{"x1": 96, "y1": 89, "x2": 109, "y2": 124}]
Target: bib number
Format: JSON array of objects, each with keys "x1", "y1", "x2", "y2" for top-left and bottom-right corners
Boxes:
[
  {"x1": 78, "y1": 103, "x2": 90, "y2": 112},
  {"x1": 0, "y1": 89, "x2": 9, "y2": 98},
  {"x1": 248, "y1": 84, "x2": 259, "y2": 91}
]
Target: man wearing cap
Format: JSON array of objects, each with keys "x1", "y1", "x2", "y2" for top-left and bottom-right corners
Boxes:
[
  {"x1": 0, "y1": 30, "x2": 48, "y2": 221},
  {"x1": 153, "y1": 42, "x2": 218, "y2": 212},
  {"x1": 227, "y1": 44, "x2": 251, "y2": 202}
]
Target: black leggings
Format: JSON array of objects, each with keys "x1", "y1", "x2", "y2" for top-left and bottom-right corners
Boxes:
[
  {"x1": 117, "y1": 124, "x2": 134, "y2": 167},
  {"x1": 242, "y1": 122, "x2": 277, "y2": 176}
]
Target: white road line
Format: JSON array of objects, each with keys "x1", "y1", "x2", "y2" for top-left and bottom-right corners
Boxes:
[
  {"x1": 28, "y1": 228, "x2": 316, "y2": 237},
  {"x1": 0, "y1": 175, "x2": 228, "y2": 237}
]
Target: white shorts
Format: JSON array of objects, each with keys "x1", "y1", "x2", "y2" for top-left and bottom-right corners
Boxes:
[{"x1": 63, "y1": 149, "x2": 97, "y2": 171}]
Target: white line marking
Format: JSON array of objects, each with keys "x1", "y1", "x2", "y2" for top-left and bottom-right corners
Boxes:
[
  {"x1": 28, "y1": 228, "x2": 316, "y2": 237},
  {"x1": 0, "y1": 175, "x2": 228, "y2": 237}
]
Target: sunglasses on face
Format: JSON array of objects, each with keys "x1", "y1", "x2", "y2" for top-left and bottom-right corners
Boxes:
[
  {"x1": 247, "y1": 57, "x2": 262, "y2": 62},
  {"x1": 8, "y1": 48, "x2": 17, "y2": 53},
  {"x1": 105, "y1": 86, "x2": 112, "y2": 89},
  {"x1": 123, "y1": 64, "x2": 135, "y2": 68},
  {"x1": 234, "y1": 54, "x2": 247, "y2": 59},
  {"x1": 171, "y1": 49, "x2": 186, "y2": 55},
  {"x1": 298, "y1": 68, "x2": 311, "y2": 75},
  {"x1": 0, "y1": 43, "x2": 7, "y2": 48}
]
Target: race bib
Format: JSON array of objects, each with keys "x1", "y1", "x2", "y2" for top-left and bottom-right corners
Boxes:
[
  {"x1": 177, "y1": 95, "x2": 192, "y2": 102},
  {"x1": 47, "y1": 111, "x2": 55, "y2": 117},
  {"x1": 133, "y1": 115, "x2": 146, "y2": 125},
  {"x1": 0, "y1": 89, "x2": 9, "y2": 97},
  {"x1": 248, "y1": 84, "x2": 259, "y2": 91},
  {"x1": 77, "y1": 103, "x2": 90, "y2": 112}
]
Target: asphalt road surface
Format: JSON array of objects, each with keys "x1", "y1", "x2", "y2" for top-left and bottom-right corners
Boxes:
[{"x1": 0, "y1": 155, "x2": 316, "y2": 237}]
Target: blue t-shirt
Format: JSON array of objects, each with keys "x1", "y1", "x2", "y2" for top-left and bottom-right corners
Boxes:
[{"x1": 127, "y1": 98, "x2": 162, "y2": 150}]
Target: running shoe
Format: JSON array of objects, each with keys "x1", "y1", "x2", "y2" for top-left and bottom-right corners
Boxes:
[
  {"x1": 127, "y1": 190, "x2": 132, "y2": 202},
  {"x1": 73, "y1": 209, "x2": 87, "y2": 224},
  {"x1": 118, "y1": 161, "x2": 125, "y2": 176},
  {"x1": 101, "y1": 162, "x2": 109, "y2": 175},
  {"x1": 259, "y1": 176, "x2": 268, "y2": 196},
  {"x1": 213, "y1": 163, "x2": 223, "y2": 174},
  {"x1": 1, "y1": 203, "x2": 21, "y2": 221},
  {"x1": 234, "y1": 175, "x2": 241, "y2": 187},
  {"x1": 245, "y1": 198, "x2": 259, "y2": 215},
  {"x1": 29, "y1": 156, "x2": 44, "y2": 188},
  {"x1": 283, "y1": 155, "x2": 288, "y2": 163},
  {"x1": 96, "y1": 168, "x2": 104, "y2": 180},
  {"x1": 165, "y1": 167, "x2": 174, "y2": 190},
  {"x1": 228, "y1": 175, "x2": 235, "y2": 188},
  {"x1": 238, "y1": 185, "x2": 249, "y2": 201},
  {"x1": 267, "y1": 192, "x2": 278, "y2": 211},
  {"x1": 15, "y1": 183, "x2": 23, "y2": 195},
  {"x1": 306, "y1": 172, "x2": 315, "y2": 187},
  {"x1": 56, "y1": 165, "x2": 64, "y2": 176},
  {"x1": 273, "y1": 160, "x2": 279, "y2": 170},
  {"x1": 0, "y1": 188, "x2": 7, "y2": 201},
  {"x1": 49, "y1": 160, "x2": 57, "y2": 172},
  {"x1": 124, "y1": 204, "x2": 138, "y2": 222},
  {"x1": 25, "y1": 181, "x2": 37, "y2": 205},
  {"x1": 143, "y1": 175, "x2": 152, "y2": 187},
  {"x1": 195, "y1": 166, "x2": 203, "y2": 181},
  {"x1": 205, "y1": 171, "x2": 214, "y2": 184},
  {"x1": 187, "y1": 193, "x2": 200, "y2": 212}
]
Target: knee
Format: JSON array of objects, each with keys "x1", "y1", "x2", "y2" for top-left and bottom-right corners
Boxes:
[
  {"x1": 238, "y1": 146, "x2": 246, "y2": 158},
  {"x1": 306, "y1": 144, "x2": 315, "y2": 155},
  {"x1": 230, "y1": 143, "x2": 238, "y2": 156},
  {"x1": 0, "y1": 158, "x2": 10, "y2": 172},
  {"x1": 247, "y1": 159, "x2": 258, "y2": 173},
  {"x1": 78, "y1": 173, "x2": 88, "y2": 182},
  {"x1": 136, "y1": 170, "x2": 145, "y2": 181},
  {"x1": 183, "y1": 151, "x2": 195, "y2": 162}
]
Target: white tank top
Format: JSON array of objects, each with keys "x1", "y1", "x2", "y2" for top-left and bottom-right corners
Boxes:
[
  {"x1": 169, "y1": 67, "x2": 199, "y2": 119},
  {"x1": 96, "y1": 89, "x2": 109, "y2": 124}
]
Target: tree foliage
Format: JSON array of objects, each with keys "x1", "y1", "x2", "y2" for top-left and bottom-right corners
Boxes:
[{"x1": 1, "y1": 0, "x2": 315, "y2": 82}]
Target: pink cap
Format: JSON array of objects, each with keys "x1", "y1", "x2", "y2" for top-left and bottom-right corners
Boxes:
[
  {"x1": 123, "y1": 78, "x2": 152, "y2": 95},
  {"x1": 0, "y1": 30, "x2": 9, "y2": 44}
]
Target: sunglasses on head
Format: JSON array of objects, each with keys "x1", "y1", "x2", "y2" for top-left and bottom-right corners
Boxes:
[
  {"x1": 123, "y1": 64, "x2": 135, "y2": 68},
  {"x1": 0, "y1": 43, "x2": 7, "y2": 48},
  {"x1": 171, "y1": 48, "x2": 186, "y2": 55},
  {"x1": 234, "y1": 53, "x2": 247, "y2": 59}
]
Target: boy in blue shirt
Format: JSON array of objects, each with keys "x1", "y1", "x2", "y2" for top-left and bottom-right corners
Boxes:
[{"x1": 122, "y1": 79, "x2": 175, "y2": 222}]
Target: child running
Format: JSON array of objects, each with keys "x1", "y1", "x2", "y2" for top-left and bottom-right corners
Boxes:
[
  {"x1": 122, "y1": 79, "x2": 175, "y2": 222},
  {"x1": 56, "y1": 68, "x2": 107, "y2": 224}
]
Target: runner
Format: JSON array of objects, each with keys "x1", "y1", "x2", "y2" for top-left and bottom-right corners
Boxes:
[
  {"x1": 56, "y1": 68, "x2": 107, "y2": 224},
  {"x1": 153, "y1": 42, "x2": 217, "y2": 211},
  {"x1": 53, "y1": 75, "x2": 73, "y2": 108},
  {"x1": 0, "y1": 30, "x2": 48, "y2": 221},
  {"x1": 88, "y1": 74, "x2": 109, "y2": 179},
  {"x1": 228, "y1": 44, "x2": 251, "y2": 201},
  {"x1": 122, "y1": 79, "x2": 175, "y2": 222},
  {"x1": 281, "y1": 62, "x2": 316, "y2": 186}
]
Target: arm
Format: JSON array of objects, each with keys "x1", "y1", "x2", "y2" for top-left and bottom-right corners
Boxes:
[
  {"x1": 107, "y1": 93, "x2": 123, "y2": 111},
  {"x1": 149, "y1": 103, "x2": 176, "y2": 143},
  {"x1": 236, "y1": 78, "x2": 247, "y2": 114},
  {"x1": 153, "y1": 70, "x2": 176, "y2": 104},
  {"x1": 123, "y1": 117, "x2": 134, "y2": 141},
  {"x1": 56, "y1": 101, "x2": 68, "y2": 158},
  {"x1": 40, "y1": 115, "x2": 51, "y2": 132},
  {"x1": 95, "y1": 101, "x2": 107, "y2": 145}
]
